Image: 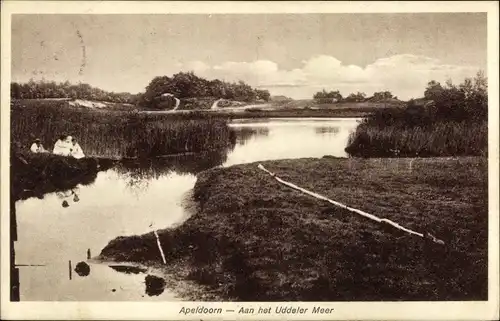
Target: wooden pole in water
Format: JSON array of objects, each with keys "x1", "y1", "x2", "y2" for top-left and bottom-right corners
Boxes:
[
  {"x1": 153, "y1": 230, "x2": 167, "y2": 265},
  {"x1": 69, "y1": 260, "x2": 72, "y2": 280},
  {"x1": 87, "y1": 248, "x2": 91, "y2": 260}
]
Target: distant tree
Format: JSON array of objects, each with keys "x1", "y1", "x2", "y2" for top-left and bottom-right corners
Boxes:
[
  {"x1": 233, "y1": 81, "x2": 257, "y2": 102},
  {"x1": 209, "y1": 79, "x2": 226, "y2": 98},
  {"x1": 372, "y1": 91, "x2": 394, "y2": 101},
  {"x1": 424, "y1": 80, "x2": 445, "y2": 101},
  {"x1": 255, "y1": 89, "x2": 271, "y2": 102},
  {"x1": 313, "y1": 89, "x2": 342, "y2": 102},
  {"x1": 344, "y1": 92, "x2": 366, "y2": 102},
  {"x1": 313, "y1": 89, "x2": 326, "y2": 99}
]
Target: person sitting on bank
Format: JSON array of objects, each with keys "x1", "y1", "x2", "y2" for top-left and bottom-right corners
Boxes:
[
  {"x1": 30, "y1": 138, "x2": 49, "y2": 153},
  {"x1": 69, "y1": 138, "x2": 85, "y2": 159},
  {"x1": 53, "y1": 135, "x2": 71, "y2": 156}
]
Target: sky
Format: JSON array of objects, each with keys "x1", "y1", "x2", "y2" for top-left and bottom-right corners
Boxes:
[{"x1": 11, "y1": 13, "x2": 487, "y2": 100}]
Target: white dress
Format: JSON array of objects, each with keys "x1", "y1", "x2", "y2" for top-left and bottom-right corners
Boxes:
[
  {"x1": 53, "y1": 140, "x2": 71, "y2": 156},
  {"x1": 70, "y1": 143, "x2": 85, "y2": 159}
]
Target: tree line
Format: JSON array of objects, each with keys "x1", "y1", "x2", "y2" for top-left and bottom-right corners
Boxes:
[
  {"x1": 415, "y1": 70, "x2": 487, "y2": 121},
  {"x1": 313, "y1": 89, "x2": 396, "y2": 103},
  {"x1": 11, "y1": 72, "x2": 270, "y2": 109},
  {"x1": 11, "y1": 80, "x2": 138, "y2": 104}
]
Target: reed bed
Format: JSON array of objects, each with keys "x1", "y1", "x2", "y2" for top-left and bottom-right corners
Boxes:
[
  {"x1": 11, "y1": 101, "x2": 235, "y2": 159},
  {"x1": 345, "y1": 109, "x2": 487, "y2": 157}
]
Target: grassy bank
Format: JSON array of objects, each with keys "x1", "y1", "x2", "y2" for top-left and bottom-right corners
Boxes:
[
  {"x1": 141, "y1": 98, "x2": 397, "y2": 118},
  {"x1": 153, "y1": 107, "x2": 374, "y2": 119},
  {"x1": 272, "y1": 99, "x2": 404, "y2": 110},
  {"x1": 99, "y1": 157, "x2": 487, "y2": 301},
  {"x1": 11, "y1": 101, "x2": 235, "y2": 159},
  {"x1": 236, "y1": 107, "x2": 373, "y2": 118},
  {"x1": 175, "y1": 97, "x2": 248, "y2": 110}
]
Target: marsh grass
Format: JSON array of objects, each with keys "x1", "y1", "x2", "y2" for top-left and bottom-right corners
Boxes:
[
  {"x1": 346, "y1": 108, "x2": 487, "y2": 157},
  {"x1": 11, "y1": 100, "x2": 235, "y2": 159}
]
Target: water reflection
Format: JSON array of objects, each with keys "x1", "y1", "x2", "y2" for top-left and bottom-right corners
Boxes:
[
  {"x1": 109, "y1": 265, "x2": 147, "y2": 275},
  {"x1": 230, "y1": 126, "x2": 270, "y2": 146},
  {"x1": 15, "y1": 170, "x2": 98, "y2": 202},
  {"x1": 225, "y1": 118, "x2": 360, "y2": 166},
  {"x1": 74, "y1": 262, "x2": 91, "y2": 277},
  {"x1": 107, "y1": 265, "x2": 168, "y2": 297},
  {"x1": 56, "y1": 188, "x2": 81, "y2": 208},
  {"x1": 315, "y1": 126, "x2": 340, "y2": 134},
  {"x1": 114, "y1": 148, "x2": 232, "y2": 193}
]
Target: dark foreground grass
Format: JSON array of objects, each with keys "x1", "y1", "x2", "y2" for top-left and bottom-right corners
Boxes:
[
  {"x1": 99, "y1": 157, "x2": 488, "y2": 301},
  {"x1": 11, "y1": 101, "x2": 235, "y2": 159}
]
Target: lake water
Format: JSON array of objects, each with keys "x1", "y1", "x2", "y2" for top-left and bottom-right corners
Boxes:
[{"x1": 14, "y1": 117, "x2": 360, "y2": 301}]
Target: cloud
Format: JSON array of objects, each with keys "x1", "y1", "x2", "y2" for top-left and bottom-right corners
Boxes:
[{"x1": 180, "y1": 54, "x2": 480, "y2": 100}]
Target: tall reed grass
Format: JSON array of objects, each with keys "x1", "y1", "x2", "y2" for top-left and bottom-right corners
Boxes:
[
  {"x1": 11, "y1": 101, "x2": 235, "y2": 159},
  {"x1": 345, "y1": 108, "x2": 487, "y2": 157}
]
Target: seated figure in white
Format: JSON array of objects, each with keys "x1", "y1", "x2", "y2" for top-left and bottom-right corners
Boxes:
[
  {"x1": 70, "y1": 137, "x2": 85, "y2": 159},
  {"x1": 53, "y1": 135, "x2": 71, "y2": 156},
  {"x1": 30, "y1": 138, "x2": 49, "y2": 153}
]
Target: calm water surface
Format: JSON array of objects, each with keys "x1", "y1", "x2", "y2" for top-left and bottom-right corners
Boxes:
[{"x1": 15, "y1": 117, "x2": 360, "y2": 301}]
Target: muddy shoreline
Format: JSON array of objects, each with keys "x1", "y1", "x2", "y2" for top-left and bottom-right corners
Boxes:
[{"x1": 92, "y1": 189, "x2": 224, "y2": 301}]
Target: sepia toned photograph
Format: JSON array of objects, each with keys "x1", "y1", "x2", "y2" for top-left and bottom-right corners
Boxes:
[{"x1": 1, "y1": 1, "x2": 499, "y2": 320}]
